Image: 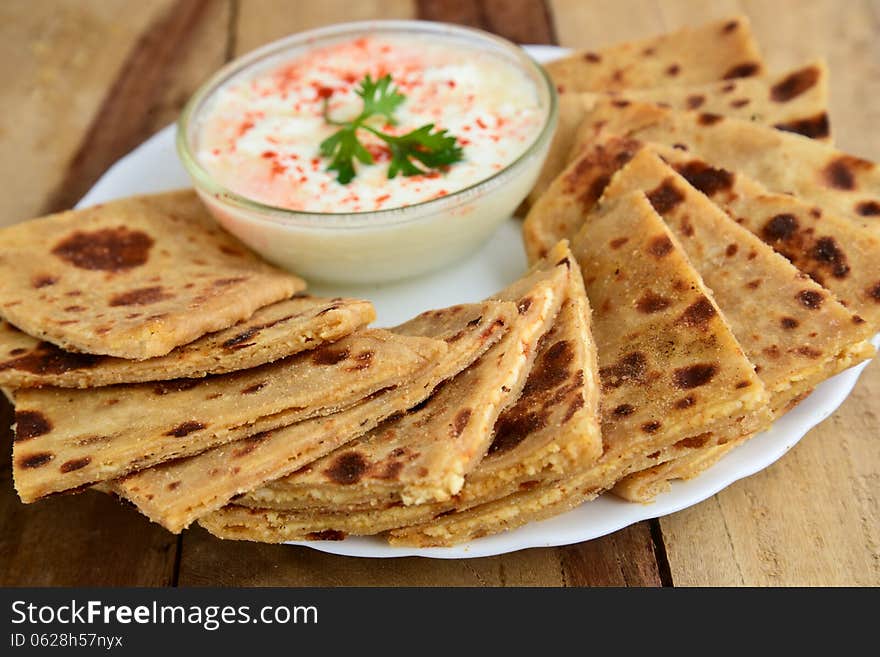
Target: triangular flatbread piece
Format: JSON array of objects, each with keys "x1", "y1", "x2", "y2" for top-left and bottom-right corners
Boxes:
[
  {"x1": 572, "y1": 100, "x2": 880, "y2": 236},
  {"x1": 0, "y1": 191, "x2": 305, "y2": 359},
  {"x1": 0, "y1": 295, "x2": 374, "y2": 388},
  {"x1": 530, "y1": 61, "x2": 830, "y2": 206},
  {"x1": 594, "y1": 150, "x2": 874, "y2": 500},
  {"x1": 546, "y1": 15, "x2": 763, "y2": 94},
  {"x1": 12, "y1": 329, "x2": 445, "y2": 501},
  {"x1": 527, "y1": 133, "x2": 880, "y2": 331},
  {"x1": 202, "y1": 243, "x2": 604, "y2": 542},
  {"x1": 388, "y1": 192, "x2": 769, "y2": 546},
  {"x1": 107, "y1": 301, "x2": 516, "y2": 532},
  {"x1": 236, "y1": 246, "x2": 571, "y2": 512}
]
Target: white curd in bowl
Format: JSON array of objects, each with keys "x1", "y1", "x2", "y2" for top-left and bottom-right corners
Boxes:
[{"x1": 178, "y1": 21, "x2": 557, "y2": 284}]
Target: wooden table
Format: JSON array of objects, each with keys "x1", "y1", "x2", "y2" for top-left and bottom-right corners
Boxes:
[{"x1": 1, "y1": 0, "x2": 878, "y2": 587}]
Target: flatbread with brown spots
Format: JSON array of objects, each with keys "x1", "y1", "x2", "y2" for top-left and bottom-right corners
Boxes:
[
  {"x1": 236, "y1": 245, "x2": 570, "y2": 514},
  {"x1": 387, "y1": 192, "x2": 769, "y2": 546},
  {"x1": 526, "y1": 133, "x2": 880, "y2": 330},
  {"x1": 600, "y1": 149, "x2": 875, "y2": 409},
  {"x1": 545, "y1": 16, "x2": 763, "y2": 94},
  {"x1": 205, "y1": 244, "x2": 604, "y2": 542},
  {"x1": 571, "y1": 100, "x2": 880, "y2": 236},
  {"x1": 12, "y1": 329, "x2": 445, "y2": 502},
  {"x1": 0, "y1": 190, "x2": 305, "y2": 360},
  {"x1": 649, "y1": 144, "x2": 880, "y2": 329},
  {"x1": 592, "y1": 150, "x2": 874, "y2": 501},
  {"x1": 0, "y1": 296, "x2": 375, "y2": 388},
  {"x1": 530, "y1": 61, "x2": 830, "y2": 207},
  {"x1": 107, "y1": 301, "x2": 517, "y2": 532}
]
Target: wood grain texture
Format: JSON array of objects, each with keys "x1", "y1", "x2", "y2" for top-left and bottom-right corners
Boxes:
[
  {"x1": 0, "y1": 0, "x2": 229, "y2": 587},
  {"x1": 43, "y1": 0, "x2": 221, "y2": 213},
  {"x1": 234, "y1": 0, "x2": 416, "y2": 56},
  {"x1": 0, "y1": 0, "x2": 877, "y2": 588},
  {"x1": 0, "y1": 395, "x2": 177, "y2": 586},
  {"x1": 178, "y1": 525, "x2": 567, "y2": 586},
  {"x1": 557, "y1": 523, "x2": 663, "y2": 587},
  {"x1": 0, "y1": 0, "x2": 173, "y2": 226},
  {"x1": 417, "y1": 0, "x2": 557, "y2": 44}
]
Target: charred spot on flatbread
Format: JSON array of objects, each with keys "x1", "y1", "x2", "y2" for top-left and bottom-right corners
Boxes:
[
  {"x1": 108, "y1": 286, "x2": 172, "y2": 307},
  {"x1": 775, "y1": 112, "x2": 830, "y2": 139},
  {"x1": 821, "y1": 156, "x2": 873, "y2": 191},
  {"x1": 673, "y1": 363, "x2": 719, "y2": 389},
  {"x1": 672, "y1": 161, "x2": 734, "y2": 196},
  {"x1": 15, "y1": 410, "x2": 53, "y2": 441},
  {"x1": 646, "y1": 179, "x2": 685, "y2": 214},
  {"x1": 647, "y1": 236, "x2": 674, "y2": 257},
  {"x1": 325, "y1": 452, "x2": 369, "y2": 485},
  {"x1": 771, "y1": 66, "x2": 820, "y2": 102},
  {"x1": 0, "y1": 342, "x2": 104, "y2": 375},
  {"x1": 796, "y1": 289, "x2": 824, "y2": 309},
  {"x1": 636, "y1": 291, "x2": 672, "y2": 313},
  {"x1": 51, "y1": 228, "x2": 154, "y2": 271},
  {"x1": 600, "y1": 351, "x2": 648, "y2": 389},
  {"x1": 678, "y1": 297, "x2": 717, "y2": 328},
  {"x1": 722, "y1": 62, "x2": 761, "y2": 79}
]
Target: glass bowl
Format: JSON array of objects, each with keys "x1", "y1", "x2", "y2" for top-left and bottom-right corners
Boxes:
[{"x1": 177, "y1": 20, "x2": 558, "y2": 285}]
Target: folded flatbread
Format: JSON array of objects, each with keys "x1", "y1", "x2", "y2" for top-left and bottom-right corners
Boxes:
[
  {"x1": 388, "y1": 192, "x2": 769, "y2": 546},
  {"x1": 202, "y1": 243, "x2": 604, "y2": 542},
  {"x1": 530, "y1": 61, "x2": 830, "y2": 206},
  {"x1": 594, "y1": 149, "x2": 874, "y2": 499},
  {"x1": 0, "y1": 296, "x2": 374, "y2": 388},
  {"x1": 12, "y1": 329, "x2": 445, "y2": 501},
  {"x1": 649, "y1": 144, "x2": 880, "y2": 328},
  {"x1": 0, "y1": 190, "x2": 305, "y2": 359},
  {"x1": 108, "y1": 301, "x2": 516, "y2": 532},
  {"x1": 571, "y1": 100, "x2": 880, "y2": 236},
  {"x1": 545, "y1": 15, "x2": 763, "y2": 94},
  {"x1": 235, "y1": 245, "x2": 571, "y2": 514},
  {"x1": 525, "y1": 135, "x2": 880, "y2": 329}
]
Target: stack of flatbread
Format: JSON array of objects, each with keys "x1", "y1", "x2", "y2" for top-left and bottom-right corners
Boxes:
[
  {"x1": 1, "y1": 191, "x2": 446, "y2": 509},
  {"x1": 4, "y1": 15, "x2": 878, "y2": 549},
  {"x1": 200, "y1": 15, "x2": 876, "y2": 547}
]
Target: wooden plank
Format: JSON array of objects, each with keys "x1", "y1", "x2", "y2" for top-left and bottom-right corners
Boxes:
[
  {"x1": 234, "y1": 0, "x2": 416, "y2": 56},
  {"x1": 557, "y1": 523, "x2": 664, "y2": 586},
  {"x1": 658, "y1": 0, "x2": 880, "y2": 586},
  {"x1": 44, "y1": 0, "x2": 226, "y2": 213},
  {"x1": 549, "y1": 0, "x2": 664, "y2": 49},
  {"x1": 0, "y1": 397, "x2": 178, "y2": 586},
  {"x1": 417, "y1": 0, "x2": 557, "y2": 44},
  {"x1": 0, "y1": 0, "x2": 173, "y2": 226},
  {"x1": 0, "y1": 0, "x2": 232, "y2": 586},
  {"x1": 178, "y1": 525, "x2": 566, "y2": 586},
  {"x1": 662, "y1": 360, "x2": 880, "y2": 586}
]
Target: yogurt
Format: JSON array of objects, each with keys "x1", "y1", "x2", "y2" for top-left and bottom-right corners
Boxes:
[{"x1": 194, "y1": 35, "x2": 545, "y2": 213}]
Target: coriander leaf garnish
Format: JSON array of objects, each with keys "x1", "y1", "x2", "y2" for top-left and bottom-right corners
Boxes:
[{"x1": 319, "y1": 74, "x2": 464, "y2": 184}]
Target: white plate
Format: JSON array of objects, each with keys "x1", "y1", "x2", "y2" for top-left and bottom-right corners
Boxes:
[{"x1": 78, "y1": 46, "x2": 878, "y2": 559}]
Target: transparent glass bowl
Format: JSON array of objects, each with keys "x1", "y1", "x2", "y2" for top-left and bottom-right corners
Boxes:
[{"x1": 177, "y1": 20, "x2": 558, "y2": 285}]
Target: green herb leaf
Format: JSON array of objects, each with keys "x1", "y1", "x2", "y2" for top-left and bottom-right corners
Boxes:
[
  {"x1": 375, "y1": 124, "x2": 464, "y2": 179},
  {"x1": 319, "y1": 127, "x2": 374, "y2": 185},
  {"x1": 319, "y1": 74, "x2": 464, "y2": 184},
  {"x1": 356, "y1": 74, "x2": 405, "y2": 124}
]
